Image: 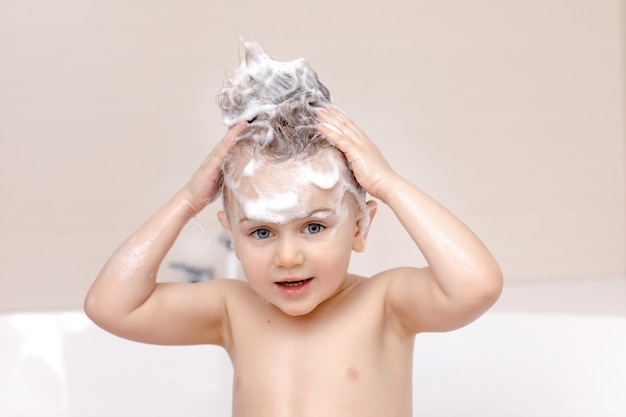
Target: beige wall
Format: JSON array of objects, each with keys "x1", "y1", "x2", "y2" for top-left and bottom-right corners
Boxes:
[{"x1": 1, "y1": 0, "x2": 624, "y2": 311}]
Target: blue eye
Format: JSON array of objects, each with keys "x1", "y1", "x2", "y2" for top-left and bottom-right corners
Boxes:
[
  {"x1": 304, "y1": 223, "x2": 324, "y2": 234},
  {"x1": 251, "y1": 228, "x2": 273, "y2": 239}
]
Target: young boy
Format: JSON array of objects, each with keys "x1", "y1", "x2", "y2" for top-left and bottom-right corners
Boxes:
[{"x1": 85, "y1": 41, "x2": 502, "y2": 417}]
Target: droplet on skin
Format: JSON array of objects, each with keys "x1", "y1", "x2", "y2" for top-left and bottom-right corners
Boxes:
[{"x1": 104, "y1": 235, "x2": 154, "y2": 284}]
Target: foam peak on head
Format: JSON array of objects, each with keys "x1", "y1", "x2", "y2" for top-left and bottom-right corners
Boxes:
[
  {"x1": 217, "y1": 40, "x2": 332, "y2": 146},
  {"x1": 218, "y1": 40, "x2": 367, "y2": 219}
]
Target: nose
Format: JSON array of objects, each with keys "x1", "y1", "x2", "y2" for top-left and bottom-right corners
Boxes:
[{"x1": 274, "y1": 236, "x2": 304, "y2": 268}]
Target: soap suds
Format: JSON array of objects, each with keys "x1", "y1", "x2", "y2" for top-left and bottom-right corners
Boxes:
[
  {"x1": 244, "y1": 190, "x2": 300, "y2": 224},
  {"x1": 218, "y1": 40, "x2": 331, "y2": 146},
  {"x1": 242, "y1": 158, "x2": 260, "y2": 177},
  {"x1": 303, "y1": 157, "x2": 340, "y2": 190},
  {"x1": 229, "y1": 156, "x2": 349, "y2": 225},
  {"x1": 218, "y1": 40, "x2": 366, "y2": 225}
]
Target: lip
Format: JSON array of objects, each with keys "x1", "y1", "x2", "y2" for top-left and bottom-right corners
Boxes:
[{"x1": 274, "y1": 277, "x2": 314, "y2": 297}]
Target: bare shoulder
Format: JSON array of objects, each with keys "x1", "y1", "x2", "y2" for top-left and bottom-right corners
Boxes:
[
  {"x1": 367, "y1": 266, "x2": 445, "y2": 335},
  {"x1": 330, "y1": 269, "x2": 422, "y2": 316},
  {"x1": 307, "y1": 270, "x2": 426, "y2": 342},
  {"x1": 363, "y1": 266, "x2": 428, "y2": 296},
  {"x1": 338, "y1": 268, "x2": 424, "y2": 303}
]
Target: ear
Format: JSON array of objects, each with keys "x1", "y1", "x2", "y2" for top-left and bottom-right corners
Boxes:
[
  {"x1": 352, "y1": 200, "x2": 377, "y2": 253},
  {"x1": 217, "y1": 210, "x2": 240, "y2": 259},
  {"x1": 217, "y1": 210, "x2": 231, "y2": 231}
]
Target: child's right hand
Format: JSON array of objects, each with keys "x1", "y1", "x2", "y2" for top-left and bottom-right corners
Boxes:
[{"x1": 181, "y1": 122, "x2": 247, "y2": 214}]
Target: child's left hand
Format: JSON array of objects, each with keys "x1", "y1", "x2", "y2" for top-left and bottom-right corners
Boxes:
[{"x1": 316, "y1": 106, "x2": 396, "y2": 199}]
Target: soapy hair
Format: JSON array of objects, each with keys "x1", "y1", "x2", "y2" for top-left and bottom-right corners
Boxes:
[{"x1": 217, "y1": 40, "x2": 365, "y2": 211}]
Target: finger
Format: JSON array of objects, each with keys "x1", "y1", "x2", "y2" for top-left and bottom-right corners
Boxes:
[
  {"x1": 321, "y1": 105, "x2": 357, "y2": 128},
  {"x1": 316, "y1": 119, "x2": 345, "y2": 147},
  {"x1": 198, "y1": 122, "x2": 248, "y2": 175},
  {"x1": 317, "y1": 119, "x2": 343, "y2": 136},
  {"x1": 317, "y1": 107, "x2": 365, "y2": 144},
  {"x1": 221, "y1": 121, "x2": 248, "y2": 151},
  {"x1": 316, "y1": 107, "x2": 348, "y2": 139},
  {"x1": 316, "y1": 106, "x2": 343, "y2": 126},
  {"x1": 212, "y1": 121, "x2": 248, "y2": 161},
  {"x1": 229, "y1": 120, "x2": 248, "y2": 138}
]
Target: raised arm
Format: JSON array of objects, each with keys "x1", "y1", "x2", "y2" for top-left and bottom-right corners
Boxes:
[
  {"x1": 316, "y1": 107, "x2": 502, "y2": 334},
  {"x1": 84, "y1": 123, "x2": 247, "y2": 345}
]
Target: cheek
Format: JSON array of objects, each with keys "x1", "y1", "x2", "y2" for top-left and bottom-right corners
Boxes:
[
  {"x1": 236, "y1": 243, "x2": 271, "y2": 277},
  {"x1": 311, "y1": 236, "x2": 353, "y2": 270}
]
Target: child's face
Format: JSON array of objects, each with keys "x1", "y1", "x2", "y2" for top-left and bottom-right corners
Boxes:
[{"x1": 219, "y1": 156, "x2": 372, "y2": 316}]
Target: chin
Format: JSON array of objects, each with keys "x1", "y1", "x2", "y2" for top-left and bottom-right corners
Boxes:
[{"x1": 277, "y1": 302, "x2": 320, "y2": 317}]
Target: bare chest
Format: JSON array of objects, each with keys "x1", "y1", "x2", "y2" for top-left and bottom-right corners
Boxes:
[{"x1": 225, "y1": 290, "x2": 414, "y2": 417}]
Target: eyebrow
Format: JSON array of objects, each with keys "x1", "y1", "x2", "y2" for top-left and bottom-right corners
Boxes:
[
  {"x1": 238, "y1": 208, "x2": 335, "y2": 224},
  {"x1": 305, "y1": 208, "x2": 335, "y2": 219}
]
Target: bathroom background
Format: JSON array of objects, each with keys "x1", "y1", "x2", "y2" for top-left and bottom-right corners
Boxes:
[{"x1": 0, "y1": 0, "x2": 624, "y2": 416}]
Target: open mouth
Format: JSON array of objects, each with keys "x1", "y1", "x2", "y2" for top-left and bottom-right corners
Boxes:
[{"x1": 277, "y1": 278, "x2": 313, "y2": 288}]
